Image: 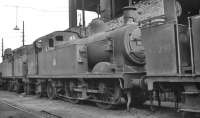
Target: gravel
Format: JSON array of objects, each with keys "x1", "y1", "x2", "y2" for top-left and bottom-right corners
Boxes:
[{"x1": 0, "y1": 91, "x2": 183, "y2": 118}]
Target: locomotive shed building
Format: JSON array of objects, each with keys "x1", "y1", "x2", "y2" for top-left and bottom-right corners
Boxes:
[
  {"x1": 69, "y1": 0, "x2": 200, "y2": 26},
  {"x1": 1, "y1": 0, "x2": 200, "y2": 117}
]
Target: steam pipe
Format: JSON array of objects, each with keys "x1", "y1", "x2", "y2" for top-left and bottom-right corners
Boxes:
[
  {"x1": 188, "y1": 17, "x2": 195, "y2": 74},
  {"x1": 1, "y1": 38, "x2": 3, "y2": 60},
  {"x1": 175, "y1": 23, "x2": 182, "y2": 74},
  {"x1": 123, "y1": 6, "x2": 137, "y2": 24},
  {"x1": 82, "y1": 0, "x2": 85, "y2": 27},
  {"x1": 22, "y1": 21, "x2": 25, "y2": 46}
]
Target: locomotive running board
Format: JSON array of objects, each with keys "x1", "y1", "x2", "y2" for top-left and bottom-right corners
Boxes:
[
  {"x1": 28, "y1": 73, "x2": 124, "y2": 79},
  {"x1": 27, "y1": 72, "x2": 145, "y2": 79}
]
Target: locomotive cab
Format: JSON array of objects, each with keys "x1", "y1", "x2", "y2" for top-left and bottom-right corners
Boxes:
[
  {"x1": 175, "y1": 0, "x2": 200, "y2": 74},
  {"x1": 176, "y1": 0, "x2": 200, "y2": 25},
  {"x1": 141, "y1": 0, "x2": 200, "y2": 75}
]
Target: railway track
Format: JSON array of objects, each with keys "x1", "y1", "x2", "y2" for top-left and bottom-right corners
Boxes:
[
  {"x1": 0, "y1": 99, "x2": 62, "y2": 118},
  {"x1": 0, "y1": 91, "x2": 187, "y2": 118}
]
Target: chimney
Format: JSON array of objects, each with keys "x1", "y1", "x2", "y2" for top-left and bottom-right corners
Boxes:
[{"x1": 123, "y1": 6, "x2": 137, "y2": 24}]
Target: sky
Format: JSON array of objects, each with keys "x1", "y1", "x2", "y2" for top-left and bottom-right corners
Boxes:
[
  {"x1": 0, "y1": 0, "x2": 97, "y2": 61},
  {"x1": 0, "y1": 0, "x2": 69, "y2": 50}
]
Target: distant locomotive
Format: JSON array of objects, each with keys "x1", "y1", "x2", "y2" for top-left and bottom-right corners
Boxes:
[{"x1": 0, "y1": 0, "x2": 200, "y2": 115}]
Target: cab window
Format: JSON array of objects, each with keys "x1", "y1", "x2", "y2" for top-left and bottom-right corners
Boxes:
[
  {"x1": 55, "y1": 36, "x2": 64, "y2": 41},
  {"x1": 49, "y1": 38, "x2": 54, "y2": 47}
]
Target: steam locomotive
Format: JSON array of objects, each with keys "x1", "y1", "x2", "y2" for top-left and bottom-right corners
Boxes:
[{"x1": 0, "y1": 0, "x2": 200, "y2": 115}]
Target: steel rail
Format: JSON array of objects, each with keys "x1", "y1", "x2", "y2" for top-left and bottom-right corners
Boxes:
[
  {"x1": 0, "y1": 99, "x2": 62, "y2": 118},
  {"x1": 0, "y1": 100, "x2": 42, "y2": 118}
]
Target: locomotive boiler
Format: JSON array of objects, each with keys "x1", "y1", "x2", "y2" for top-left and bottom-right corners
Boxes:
[{"x1": 84, "y1": 21, "x2": 145, "y2": 72}]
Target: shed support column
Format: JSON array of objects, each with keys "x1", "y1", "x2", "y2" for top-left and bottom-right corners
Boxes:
[{"x1": 69, "y1": 0, "x2": 77, "y2": 27}]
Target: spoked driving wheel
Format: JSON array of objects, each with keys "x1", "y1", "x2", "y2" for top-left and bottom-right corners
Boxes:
[
  {"x1": 8, "y1": 81, "x2": 14, "y2": 92},
  {"x1": 96, "y1": 82, "x2": 121, "y2": 109},
  {"x1": 65, "y1": 81, "x2": 80, "y2": 104},
  {"x1": 13, "y1": 80, "x2": 20, "y2": 93},
  {"x1": 36, "y1": 81, "x2": 46, "y2": 97},
  {"x1": 47, "y1": 81, "x2": 57, "y2": 100},
  {"x1": 36, "y1": 82, "x2": 42, "y2": 97}
]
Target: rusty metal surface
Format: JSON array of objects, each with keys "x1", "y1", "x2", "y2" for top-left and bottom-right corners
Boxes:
[
  {"x1": 27, "y1": 53, "x2": 37, "y2": 75},
  {"x1": 142, "y1": 23, "x2": 177, "y2": 75},
  {"x1": 13, "y1": 55, "x2": 28, "y2": 77},
  {"x1": 87, "y1": 39, "x2": 112, "y2": 70},
  {"x1": 38, "y1": 44, "x2": 88, "y2": 76},
  {"x1": 13, "y1": 58, "x2": 23, "y2": 77},
  {"x1": 2, "y1": 61, "x2": 13, "y2": 77},
  {"x1": 12, "y1": 45, "x2": 32, "y2": 77}
]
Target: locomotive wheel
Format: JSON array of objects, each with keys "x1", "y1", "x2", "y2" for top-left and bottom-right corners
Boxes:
[
  {"x1": 15, "y1": 80, "x2": 24, "y2": 93},
  {"x1": 96, "y1": 82, "x2": 121, "y2": 109},
  {"x1": 24, "y1": 82, "x2": 31, "y2": 95},
  {"x1": 7, "y1": 83, "x2": 12, "y2": 91},
  {"x1": 14, "y1": 80, "x2": 20, "y2": 93},
  {"x1": 47, "y1": 81, "x2": 57, "y2": 100},
  {"x1": 66, "y1": 81, "x2": 80, "y2": 104},
  {"x1": 36, "y1": 82, "x2": 42, "y2": 97},
  {"x1": 131, "y1": 87, "x2": 147, "y2": 107},
  {"x1": 36, "y1": 81, "x2": 45, "y2": 97},
  {"x1": 8, "y1": 81, "x2": 14, "y2": 92}
]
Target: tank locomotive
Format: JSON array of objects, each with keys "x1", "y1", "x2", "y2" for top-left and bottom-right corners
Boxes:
[{"x1": 0, "y1": 0, "x2": 200, "y2": 114}]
